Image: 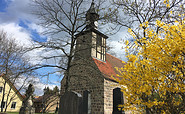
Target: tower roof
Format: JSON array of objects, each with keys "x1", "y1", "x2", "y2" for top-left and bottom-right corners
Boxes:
[
  {"x1": 87, "y1": 0, "x2": 97, "y2": 14},
  {"x1": 86, "y1": 0, "x2": 99, "y2": 29}
]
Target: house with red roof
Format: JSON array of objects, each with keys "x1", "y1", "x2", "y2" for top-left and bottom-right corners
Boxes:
[{"x1": 60, "y1": 1, "x2": 129, "y2": 114}]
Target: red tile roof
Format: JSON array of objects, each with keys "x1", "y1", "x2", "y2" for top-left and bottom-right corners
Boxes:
[
  {"x1": 33, "y1": 94, "x2": 53, "y2": 103},
  {"x1": 33, "y1": 96, "x2": 44, "y2": 102},
  {"x1": 93, "y1": 53, "x2": 126, "y2": 82}
]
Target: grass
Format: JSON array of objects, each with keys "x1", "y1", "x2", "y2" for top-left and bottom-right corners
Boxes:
[
  {"x1": 7, "y1": 112, "x2": 55, "y2": 114},
  {"x1": 7, "y1": 112, "x2": 19, "y2": 114}
]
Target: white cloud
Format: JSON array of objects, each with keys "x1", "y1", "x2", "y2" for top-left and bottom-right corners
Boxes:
[
  {"x1": 15, "y1": 76, "x2": 60, "y2": 96},
  {"x1": 108, "y1": 40, "x2": 127, "y2": 61},
  {"x1": 32, "y1": 77, "x2": 60, "y2": 96},
  {"x1": 0, "y1": 0, "x2": 36, "y2": 24},
  {"x1": 26, "y1": 48, "x2": 45, "y2": 65},
  {"x1": 0, "y1": 22, "x2": 54, "y2": 65},
  {"x1": 0, "y1": 23, "x2": 33, "y2": 46},
  {"x1": 27, "y1": 23, "x2": 44, "y2": 34}
]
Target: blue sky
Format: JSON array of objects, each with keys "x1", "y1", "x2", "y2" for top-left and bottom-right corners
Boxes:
[
  {"x1": 0, "y1": 0, "x2": 9, "y2": 12},
  {"x1": 18, "y1": 20, "x2": 47, "y2": 42},
  {"x1": 0, "y1": 0, "x2": 62, "y2": 95},
  {"x1": 0, "y1": 0, "x2": 127, "y2": 95}
]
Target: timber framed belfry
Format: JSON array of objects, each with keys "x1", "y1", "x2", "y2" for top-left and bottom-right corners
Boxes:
[{"x1": 60, "y1": 0, "x2": 130, "y2": 114}]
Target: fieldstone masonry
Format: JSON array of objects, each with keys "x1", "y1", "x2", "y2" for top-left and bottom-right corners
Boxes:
[
  {"x1": 61, "y1": 57, "x2": 105, "y2": 113},
  {"x1": 60, "y1": 58, "x2": 129, "y2": 114},
  {"x1": 60, "y1": 1, "x2": 131, "y2": 114}
]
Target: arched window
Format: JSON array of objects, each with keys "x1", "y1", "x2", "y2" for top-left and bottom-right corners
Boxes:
[{"x1": 112, "y1": 88, "x2": 125, "y2": 114}]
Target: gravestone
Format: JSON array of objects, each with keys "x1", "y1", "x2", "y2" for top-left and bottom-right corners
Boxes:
[
  {"x1": 112, "y1": 88, "x2": 125, "y2": 114},
  {"x1": 58, "y1": 91, "x2": 83, "y2": 114},
  {"x1": 58, "y1": 90, "x2": 91, "y2": 114}
]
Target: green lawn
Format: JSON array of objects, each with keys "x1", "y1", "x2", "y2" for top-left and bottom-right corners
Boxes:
[
  {"x1": 7, "y1": 112, "x2": 19, "y2": 114},
  {"x1": 7, "y1": 112, "x2": 55, "y2": 114},
  {"x1": 6, "y1": 112, "x2": 19, "y2": 114}
]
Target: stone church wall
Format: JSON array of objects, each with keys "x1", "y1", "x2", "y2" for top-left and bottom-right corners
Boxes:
[
  {"x1": 60, "y1": 58, "x2": 105, "y2": 114},
  {"x1": 104, "y1": 79, "x2": 132, "y2": 114},
  {"x1": 104, "y1": 79, "x2": 117, "y2": 114}
]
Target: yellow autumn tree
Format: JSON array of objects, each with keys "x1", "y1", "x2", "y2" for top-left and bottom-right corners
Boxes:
[{"x1": 115, "y1": 18, "x2": 185, "y2": 113}]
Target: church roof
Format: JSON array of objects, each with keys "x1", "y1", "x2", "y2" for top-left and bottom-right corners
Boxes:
[
  {"x1": 33, "y1": 95, "x2": 47, "y2": 103},
  {"x1": 87, "y1": 0, "x2": 97, "y2": 14},
  {"x1": 93, "y1": 53, "x2": 126, "y2": 82},
  {"x1": 33, "y1": 94, "x2": 58, "y2": 103}
]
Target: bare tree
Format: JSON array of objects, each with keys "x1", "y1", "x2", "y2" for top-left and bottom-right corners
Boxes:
[
  {"x1": 0, "y1": 30, "x2": 35, "y2": 112},
  {"x1": 31, "y1": 0, "x2": 107, "y2": 92},
  {"x1": 105, "y1": 0, "x2": 185, "y2": 46}
]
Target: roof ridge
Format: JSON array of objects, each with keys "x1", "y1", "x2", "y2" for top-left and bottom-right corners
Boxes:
[{"x1": 106, "y1": 53, "x2": 123, "y2": 62}]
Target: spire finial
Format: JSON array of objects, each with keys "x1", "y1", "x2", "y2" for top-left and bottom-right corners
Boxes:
[
  {"x1": 87, "y1": 0, "x2": 96, "y2": 14},
  {"x1": 86, "y1": 0, "x2": 99, "y2": 29},
  {"x1": 92, "y1": 0, "x2": 95, "y2": 7}
]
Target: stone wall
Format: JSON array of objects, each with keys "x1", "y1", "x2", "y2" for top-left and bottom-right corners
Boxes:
[
  {"x1": 104, "y1": 79, "x2": 115, "y2": 114},
  {"x1": 61, "y1": 58, "x2": 105, "y2": 114},
  {"x1": 61, "y1": 61, "x2": 134, "y2": 114},
  {"x1": 104, "y1": 79, "x2": 132, "y2": 114}
]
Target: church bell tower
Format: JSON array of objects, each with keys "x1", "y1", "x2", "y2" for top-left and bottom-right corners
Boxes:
[{"x1": 75, "y1": 0, "x2": 108, "y2": 61}]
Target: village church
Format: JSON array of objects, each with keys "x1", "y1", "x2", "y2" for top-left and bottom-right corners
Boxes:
[{"x1": 60, "y1": 1, "x2": 130, "y2": 114}]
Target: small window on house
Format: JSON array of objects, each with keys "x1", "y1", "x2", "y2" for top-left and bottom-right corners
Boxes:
[
  {"x1": 0, "y1": 101, "x2": 5, "y2": 108},
  {"x1": 0, "y1": 87, "x2": 3, "y2": 93},
  {"x1": 11, "y1": 102, "x2": 16, "y2": 109}
]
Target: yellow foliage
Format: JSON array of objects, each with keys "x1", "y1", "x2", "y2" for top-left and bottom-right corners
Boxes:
[
  {"x1": 125, "y1": 40, "x2": 129, "y2": 45},
  {"x1": 117, "y1": 15, "x2": 185, "y2": 113}
]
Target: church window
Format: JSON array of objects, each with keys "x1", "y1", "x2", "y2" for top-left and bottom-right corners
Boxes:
[
  {"x1": 11, "y1": 102, "x2": 16, "y2": 109},
  {"x1": 95, "y1": 35, "x2": 106, "y2": 61},
  {"x1": 97, "y1": 35, "x2": 102, "y2": 46},
  {"x1": 113, "y1": 88, "x2": 124, "y2": 114}
]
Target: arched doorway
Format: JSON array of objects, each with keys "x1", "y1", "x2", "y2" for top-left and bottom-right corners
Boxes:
[{"x1": 112, "y1": 88, "x2": 125, "y2": 114}]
